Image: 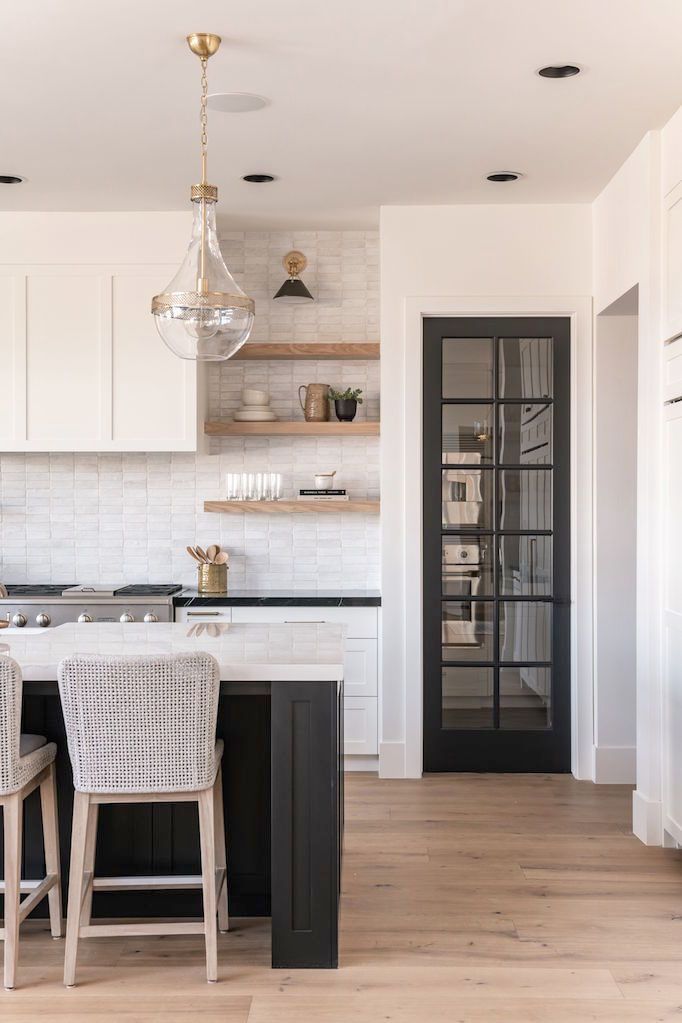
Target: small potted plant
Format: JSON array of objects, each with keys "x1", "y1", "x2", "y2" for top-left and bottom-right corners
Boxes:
[{"x1": 329, "y1": 387, "x2": 363, "y2": 422}]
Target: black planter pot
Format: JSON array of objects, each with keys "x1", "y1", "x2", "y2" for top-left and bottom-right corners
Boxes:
[{"x1": 334, "y1": 398, "x2": 358, "y2": 422}]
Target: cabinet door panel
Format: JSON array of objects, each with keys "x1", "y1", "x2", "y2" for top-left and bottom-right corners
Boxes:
[
  {"x1": 112, "y1": 272, "x2": 196, "y2": 449},
  {"x1": 26, "y1": 273, "x2": 104, "y2": 444},
  {"x1": 0, "y1": 275, "x2": 19, "y2": 445},
  {"x1": 343, "y1": 698, "x2": 378, "y2": 755},
  {"x1": 343, "y1": 639, "x2": 378, "y2": 697},
  {"x1": 664, "y1": 182, "x2": 682, "y2": 339}
]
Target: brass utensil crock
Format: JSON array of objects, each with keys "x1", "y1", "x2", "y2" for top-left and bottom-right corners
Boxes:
[{"x1": 197, "y1": 563, "x2": 228, "y2": 593}]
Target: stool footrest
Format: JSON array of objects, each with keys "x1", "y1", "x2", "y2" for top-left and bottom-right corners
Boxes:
[
  {"x1": 80, "y1": 921, "x2": 205, "y2": 938},
  {"x1": 91, "y1": 874, "x2": 204, "y2": 892}
]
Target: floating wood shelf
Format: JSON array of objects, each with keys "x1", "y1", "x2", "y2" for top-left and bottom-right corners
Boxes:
[
  {"x1": 204, "y1": 500, "x2": 380, "y2": 515},
  {"x1": 205, "y1": 420, "x2": 380, "y2": 437},
  {"x1": 232, "y1": 342, "x2": 380, "y2": 360}
]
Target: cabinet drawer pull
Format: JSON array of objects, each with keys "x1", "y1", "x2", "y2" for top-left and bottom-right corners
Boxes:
[
  {"x1": 284, "y1": 619, "x2": 326, "y2": 624},
  {"x1": 186, "y1": 611, "x2": 223, "y2": 617}
]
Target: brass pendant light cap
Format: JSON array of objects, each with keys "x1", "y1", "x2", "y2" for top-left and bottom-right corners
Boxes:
[
  {"x1": 191, "y1": 183, "x2": 219, "y2": 203},
  {"x1": 283, "y1": 250, "x2": 307, "y2": 277},
  {"x1": 186, "y1": 33, "x2": 222, "y2": 59}
]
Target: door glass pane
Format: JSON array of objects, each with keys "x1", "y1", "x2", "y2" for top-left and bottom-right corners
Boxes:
[
  {"x1": 442, "y1": 666, "x2": 494, "y2": 729},
  {"x1": 500, "y1": 667, "x2": 552, "y2": 729},
  {"x1": 499, "y1": 469, "x2": 552, "y2": 530},
  {"x1": 443, "y1": 404, "x2": 493, "y2": 464},
  {"x1": 499, "y1": 536, "x2": 552, "y2": 596},
  {"x1": 443, "y1": 338, "x2": 494, "y2": 398},
  {"x1": 443, "y1": 468, "x2": 493, "y2": 529},
  {"x1": 499, "y1": 601, "x2": 552, "y2": 662},
  {"x1": 498, "y1": 403, "x2": 552, "y2": 464},
  {"x1": 442, "y1": 536, "x2": 493, "y2": 596},
  {"x1": 499, "y1": 337, "x2": 553, "y2": 399},
  {"x1": 442, "y1": 600, "x2": 493, "y2": 661}
]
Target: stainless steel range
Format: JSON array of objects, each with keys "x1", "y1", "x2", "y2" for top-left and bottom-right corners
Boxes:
[{"x1": 0, "y1": 584, "x2": 181, "y2": 628}]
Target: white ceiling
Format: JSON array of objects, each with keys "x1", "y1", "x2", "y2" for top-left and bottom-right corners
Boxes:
[{"x1": 4, "y1": 0, "x2": 682, "y2": 228}]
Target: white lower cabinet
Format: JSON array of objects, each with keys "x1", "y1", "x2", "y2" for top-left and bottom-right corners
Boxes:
[{"x1": 195, "y1": 605, "x2": 380, "y2": 757}]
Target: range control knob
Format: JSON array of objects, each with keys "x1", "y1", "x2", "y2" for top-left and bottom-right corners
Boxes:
[
  {"x1": 143, "y1": 612, "x2": 159, "y2": 623},
  {"x1": 36, "y1": 612, "x2": 51, "y2": 628},
  {"x1": 12, "y1": 612, "x2": 27, "y2": 628},
  {"x1": 77, "y1": 613, "x2": 93, "y2": 624},
  {"x1": 119, "y1": 612, "x2": 135, "y2": 623}
]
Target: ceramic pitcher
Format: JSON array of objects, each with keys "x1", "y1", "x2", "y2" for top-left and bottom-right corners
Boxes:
[{"x1": 298, "y1": 383, "x2": 330, "y2": 422}]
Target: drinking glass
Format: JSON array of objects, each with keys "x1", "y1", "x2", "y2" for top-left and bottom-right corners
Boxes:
[{"x1": 269, "y1": 473, "x2": 282, "y2": 500}]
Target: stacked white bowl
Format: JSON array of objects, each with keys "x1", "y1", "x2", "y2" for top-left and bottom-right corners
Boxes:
[{"x1": 233, "y1": 388, "x2": 278, "y2": 422}]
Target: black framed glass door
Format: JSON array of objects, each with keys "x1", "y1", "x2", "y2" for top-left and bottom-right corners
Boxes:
[{"x1": 423, "y1": 317, "x2": 570, "y2": 772}]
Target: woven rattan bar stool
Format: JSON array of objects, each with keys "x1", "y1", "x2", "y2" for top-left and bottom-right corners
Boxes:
[
  {"x1": 57, "y1": 652, "x2": 228, "y2": 986},
  {"x1": 0, "y1": 656, "x2": 62, "y2": 991}
]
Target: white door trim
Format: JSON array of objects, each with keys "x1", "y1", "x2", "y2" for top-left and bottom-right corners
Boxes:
[{"x1": 389, "y1": 295, "x2": 594, "y2": 779}]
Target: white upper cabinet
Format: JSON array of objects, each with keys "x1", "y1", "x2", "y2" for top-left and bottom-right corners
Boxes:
[{"x1": 0, "y1": 212, "x2": 200, "y2": 452}]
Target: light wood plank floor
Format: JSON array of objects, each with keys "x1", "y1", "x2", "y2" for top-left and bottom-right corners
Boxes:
[{"x1": 5, "y1": 773, "x2": 682, "y2": 1021}]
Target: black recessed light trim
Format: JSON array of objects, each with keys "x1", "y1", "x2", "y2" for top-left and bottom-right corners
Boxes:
[
  {"x1": 242, "y1": 173, "x2": 275, "y2": 183},
  {"x1": 538, "y1": 64, "x2": 581, "y2": 79},
  {"x1": 487, "y1": 172, "x2": 520, "y2": 182},
  {"x1": 0, "y1": 175, "x2": 23, "y2": 184}
]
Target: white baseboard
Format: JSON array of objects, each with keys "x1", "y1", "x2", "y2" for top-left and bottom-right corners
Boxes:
[
  {"x1": 379, "y1": 741, "x2": 408, "y2": 778},
  {"x1": 344, "y1": 755, "x2": 379, "y2": 773},
  {"x1": 632, "y1": 789, "x2": 662, "y2": 845},
  {"x1": 593, "y1": 745, "x2": 636, "y2": 784}
]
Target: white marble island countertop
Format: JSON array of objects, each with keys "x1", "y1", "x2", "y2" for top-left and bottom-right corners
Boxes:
[{"x1": 0, "y1": 622, "x2": 345, "y2": 682}]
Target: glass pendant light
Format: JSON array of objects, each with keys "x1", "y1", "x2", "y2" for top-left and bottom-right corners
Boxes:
[{"x1": 152, "y1": 33, "x2": 255, "y2": 361}]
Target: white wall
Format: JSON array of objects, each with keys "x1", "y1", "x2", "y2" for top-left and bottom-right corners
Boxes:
[
  {"x1": 593, "y1": 307, "x2": 638, "y2": 783},
  {"x1": 592, "y1": 132, "x2": 665, "y2": 841},
  {"x1": 0, "y1": 227, "x2": 381, "y2": 591},
  {"x1": 379, "y1": 203, "x2": 593, "y2": 778}
]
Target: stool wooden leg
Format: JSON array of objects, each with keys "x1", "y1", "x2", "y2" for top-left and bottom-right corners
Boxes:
[
  {"x1": 63, "y1": 792, "x2": 90, "y2": 988},
  {"x1": 213, "y1": 766, "x2": 229, "y2": 933},
  {"x1": 3, "y1": 793, "x2": 22, "y2": 990},
  {"x1": 198, "y1": 787, "x2": 218, "y2": 983},
  {"x1": 40, "y1": 762, "x2": 63, "y2": 938},
  {"x1": 79, "y1": 802, "x2": 99, "y2": 928}
]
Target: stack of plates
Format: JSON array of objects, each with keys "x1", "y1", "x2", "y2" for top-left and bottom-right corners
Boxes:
[
  {"x1": 233, "y1": 406, "x2": 278, "y2": 422},
  {"x1": 232, "y1": 387, "x2": 278, "y2": 422}
]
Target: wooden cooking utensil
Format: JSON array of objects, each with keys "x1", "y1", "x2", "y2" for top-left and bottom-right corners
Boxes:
[
  {"x1": 206, "y1": 544, "x2": 220, "y2": 563},
  {"x1": 186, "y1": 545, "x2": 204, "y2": 563},
  {"x1": 195, "y1": 546, "x2": 209, "y2": 563},
  {"x1": 213, "y1": 552, "x2": 229, "y2": 565}
]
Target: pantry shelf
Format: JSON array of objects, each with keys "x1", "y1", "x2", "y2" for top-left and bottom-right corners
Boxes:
[
  {"x1": 204, "y1": 420, "x2": 380, "y2": 437},
  {"x1": 204, "y1": 499, "x2": 380, "y2": 515},
  {"x1": 232, "y1": 342, "x2": 380, "y2": 360}
]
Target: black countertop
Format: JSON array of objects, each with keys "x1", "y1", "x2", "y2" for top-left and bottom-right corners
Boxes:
[{"x1": 174, "y1": 588, "x2": 381, "y2": 607}]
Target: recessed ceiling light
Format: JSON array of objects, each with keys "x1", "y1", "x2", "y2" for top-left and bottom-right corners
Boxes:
[
  {"x1": 486, "y1": 172, "x2": 522, "y2": 182},
  {"x1": 537, "y1": 65, "x2": 581, "y2": 78},
  {"x1": 242, "y1": 174, "x2": 275, "y2": 183},
  {"x1": 208, "y1": 92, "x2": 269, "y2": 113},
  {"x1": 0, "y1": 175, "x2": 23, "y2": 184}
]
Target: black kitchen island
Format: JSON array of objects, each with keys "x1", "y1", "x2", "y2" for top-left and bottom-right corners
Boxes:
[{"x1": 0, "y1": 622, "x2": 344, "y2": 969}]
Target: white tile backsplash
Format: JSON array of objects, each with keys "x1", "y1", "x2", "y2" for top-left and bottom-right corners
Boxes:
[{"x1": 0, "y1": 231, "x2": 380, "y2": 590}]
